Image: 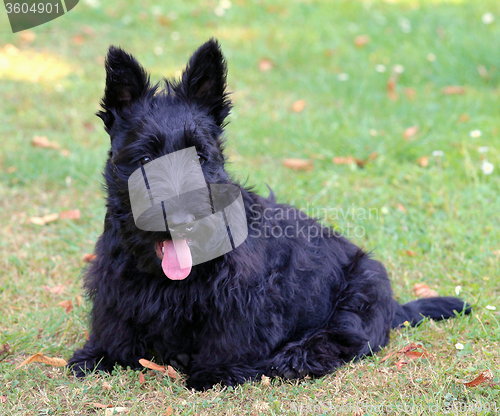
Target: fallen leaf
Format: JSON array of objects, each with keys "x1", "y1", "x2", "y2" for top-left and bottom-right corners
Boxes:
[
  {"x1": 291, "y1": 99, "x2": 306, "y2": 113},
  {"x1": 387, "y1": 76, "x2": 398, "y2": 101},
  {"x1": 29, "y1": 213, "x2": 59, "y2": 225},
  {"x1": 166, "y1": 365, "x2": 179, "y2": 379},
  {"x1": 261, "y1": 374, "x2": 271, "y2": 386},
  {"x1": 19, "y1": 30, "x2": 36, "y2": 43},
  {"x1": 102, "y1": 381, "x2": 111, "y2": 390},
  {"x1": 367, "y1": 151, "x2": 379, "y2": 161},
  {"x1": 0, "y1": 396, "x2": 6, "y2": 403},
  {"x1": 406, "y1": 249, "x2": 417, "y2": 257},
  {"x1": 332, "y1": 156, "x2": 356, "y2": 165},
  {"x1": 32, "y1": 135, "x2": 61, "y2": 150},
  {"x1": 75, "y1": 295, "x2": 83, "y2": 307},
  {"x1": 397, "y1": 203, "x2": 407, "y2": 214},
  {"x1": 413, "y1": 283, "x2": 438, "y2": 298},
  {"x1": 165, "y1": 405, "x2": 173, "y2": 416},
  {"x1": 393, "y1": 343, "x2": 430, "y2": 369},
  {"x1": 139, "y1": 358, "x2": 166, "y2": 373},
  {"x1": 258, "y1": 58, "x2": 274, "y2": 72},
  {"x1": 83, "y1": 253, "x2": 96, "y2": 263},
  {"x1": 7, "y1": 166, "x2": 17, "y2": 173},
  {"x1": 43, "y1": 285, "x2": 66, "y2": 295},
  {"x1": 138, "y1": 359, "x2": 178, "y2": 379},
  {"x1": 283, "y1": 158, "x2": 314, "y2": 171},
  {"x1": 58, "y1": 299, "x2": 73, "y2": 313},
  {"x1": 105, "y1": 408, "x2": 129, "y2": 416},
  {"x1": 457, "y1": 113, "x2": 470, "y2": 123},
  {"x1": 139, "y1": 372, "x2": 145, "y2": 385},
  {"x1": 403, "y1": 126, "x2": 419, "y2": 141},
  {"x1": 60, "y1": 209, "x2": 81, "y2": 220},
  {"x1": 353, "y1": 34, "x2": 370, "y2": 48},
  {"x1": 403, "y1": 88, "x2": 416, "y2": 99},
  {"x1": 72, "y1": 34, "x2": 85, "y2": 45},
  {"x1": 416, "y1": 155, "x2": 429, "y2": 168},
  {"x1": 85, "y1": 329, "x2": 89, "y2": 340},
  {"x1": 17, "y1": 352, "x2": 67, "y2": 368},
  {"x1": 462, "y1": 370, "x2": 495, "y2": 388},
  {"x1": 441, "y1": 86, "x2": 466, "y2": 95}
]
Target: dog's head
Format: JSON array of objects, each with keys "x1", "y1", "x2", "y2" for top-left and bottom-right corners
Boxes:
[{"x1": 97, "y1": 40, "x2": 246, "y2": 280}]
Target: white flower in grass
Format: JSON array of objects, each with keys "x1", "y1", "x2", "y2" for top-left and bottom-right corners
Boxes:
[
  {"x1": 170, "y1": 32, "x2": 181, "y2": 41},
  {"x1": 481, "y1": 160, "x2": 494, "y2": 175},
  {"x1": 154, "y1": 46, "x2": 163, "y2": 56},
  {"x1": 455, "y1": 343, "x2": 464, "y2": 350},
  {"x1": 470, "y1": 130, "x2": 482, "y2": 138},
  {"x1": 427, "y1": 53, "x2": 436, "y2": 62},
  {"x1": 214, "y1": 6, "x2": 225, "y2": 16},
  {"x1": 482, "y1": 12, "x2": 495, "y2": 25},
  {"x1": 485, "y1": 305, "x2": 497, "y2": 311},
  {"x1": 338, "y1": 73, "x2": 349, "y2": 81},
  {"x1": 393, "y1": 64, "x2": 405, "y2": 74},
  {"x1": 455, "y1": 285, "x2": 462, "y2": 296},
  {"x1": 375, "y1": 64, "x2": 386, "y2": 73},
  {"x1": 432, "y1": 150, "x2": 444, "y2": 157},
  {"x1": 478, "y1": 146, "x2": 490, "y2": 153},
  {"x1": 220, "y1": 0, "x2": 232, "y2": 9}
]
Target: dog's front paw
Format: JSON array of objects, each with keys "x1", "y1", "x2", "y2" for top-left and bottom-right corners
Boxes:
[{"x1": 186, "y1": 369, "x2": 245, "y2": 391}]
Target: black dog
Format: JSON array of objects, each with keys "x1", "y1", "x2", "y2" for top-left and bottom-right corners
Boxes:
[{"x1": 68, "y1": 39, "x2": 471, "y2": 390}]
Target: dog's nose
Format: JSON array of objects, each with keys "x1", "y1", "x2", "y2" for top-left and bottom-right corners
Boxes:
[{"x1": 168, "y1": 213, "x2": 195, "y2": 232}]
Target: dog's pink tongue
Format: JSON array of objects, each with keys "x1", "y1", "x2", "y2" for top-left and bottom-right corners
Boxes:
[{"x1": 162, "y1": 239, "x2": 192, "y2": 280}]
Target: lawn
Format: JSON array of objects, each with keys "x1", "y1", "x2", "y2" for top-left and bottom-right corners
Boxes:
[{"x1": 1, "y1": 0, "x2": 499, "y2": 414}]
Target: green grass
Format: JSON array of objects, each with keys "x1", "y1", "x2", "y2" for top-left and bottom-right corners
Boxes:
[{"x1": 1, "y1": 0, "x2": 500, "y2": 414}]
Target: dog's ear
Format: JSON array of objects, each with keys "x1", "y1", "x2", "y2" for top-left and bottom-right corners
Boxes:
[
  {"x1": 176, "y1": 39, "x2": 231, "y2": 126},
  {"x1": 97, "y1": 46, "x2": 150, "y2": 130}
]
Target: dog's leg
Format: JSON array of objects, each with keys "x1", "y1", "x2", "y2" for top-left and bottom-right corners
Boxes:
[{"x1": 68, "y1": 330, "x2": 147, "y2": 377}]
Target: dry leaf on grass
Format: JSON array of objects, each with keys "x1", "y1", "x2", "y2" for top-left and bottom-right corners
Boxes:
[
  {"x1": 75, "y1": 295, "x2": 83, "y2": 307},
  {"x1": 102, "y1": 381, "x2": 112, "y2": 390},
  {"x1": 19, "y1": 30, "x2": 36, "y2": 43},
  {"x1": 43, "y1": 285, "x2": 66, "y2": 295},
  {"x1": 105, "y1": 408, "x2": 129, "y2": 415},
  {"x1": 17, "y1": 352, "x2": 67, "y2": 368},
  {"x1": 457, "y1": 113, "x2": 470, "y2": 123},
  {"x1": 282, "y1": 158, "x2": 314, "y2": 171},
  {"x1": 382, "y1": 342, "x2": 430, "y2": 369},
  {"x1": 83, "y1": 253, "x2": 97, "y2": 263},
  {"x1": 416, "y1": 155, "x2": 429, "y2": 168},
  {"x1": 413, "y1": 283, "x2": 438, "y2": 298},
  {"x1": 403, "y1": 126, "x2": 419, "y2": 141},
  {"x1": 32, "y1": 135, "x2": 61, "y2": 150},
  {"x1": 406, "y1": 249, "x2": 417, "y2": 257},
  {"x1": 59, "y1": 209, "x2": 81, "y2": 220},
  {"x1": 441, "y1": 86, "x2": 466, "y2": 95},
  {"x1": 387, "y1": 77, "x2": 398, "y2": 101},
  {"x1": 258, "y1": 58, "x2": 274, "y2": 72},
  {"x1": 0, "y1": 396, "x2": 6, "y2": 403},
  {"x1": 462, "y1": 370, "x2": 495, "y2": 387},
  {"x1": 291, "y1": 100, "x2": 306, "y2": 113},
  {"x1": 261, "y1": 374, "x2": 271, "y2": 386},
  {"x1": 332, "y1": 156, "x2": 356, "y2": 165},
  {"x1": 58, "y1": 299, "x2": 73, "y2": 313},
  {"x1": 397, "y1": 203, "x2": 407, "y2": 214},
  {"x1": 139, "y1": 372, "x2": 145, "y2": 384},
  {"x1": 165, "y1": 405, "x2": 173, "y2": 416},
  {"x1": 139, "y1": 359, "x2": 179, "y2": 379},
  {"x1": 29, "y1": 213, "x2": 59, "y2": 225},
  {"x1": 353, "y1": 35, "x2": 370, "y2": 48}
]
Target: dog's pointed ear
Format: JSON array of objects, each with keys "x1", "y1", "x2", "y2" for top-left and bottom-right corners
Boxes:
[
  {"x1": 177, "y1": 39, "x2": 231, "y2": 126},
  {"x1": 97, "y1": 46, "x2": 150, "y2": 130}
]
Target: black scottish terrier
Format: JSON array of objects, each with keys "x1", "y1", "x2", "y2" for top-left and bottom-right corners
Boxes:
[{"x1": 69, "y1": 39, "x2": 471, "y2": 390}]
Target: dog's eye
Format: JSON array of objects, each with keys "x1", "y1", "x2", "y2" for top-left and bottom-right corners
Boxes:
[
  {"x1": 197, "y1": 154, "x2": 206, "y2": 164},
  {"x1": 140, "y1": 156, "x2": 151, "y2": 165}
]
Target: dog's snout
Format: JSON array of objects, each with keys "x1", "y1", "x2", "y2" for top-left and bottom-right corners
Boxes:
[{"x1": 168, "y1": 213, "x2": 195, "y2": 230}]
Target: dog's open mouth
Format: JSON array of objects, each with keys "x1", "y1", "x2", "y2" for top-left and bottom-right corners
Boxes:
[{"x1": 155, "y1": 239, "x2": 193, "y2": 280}]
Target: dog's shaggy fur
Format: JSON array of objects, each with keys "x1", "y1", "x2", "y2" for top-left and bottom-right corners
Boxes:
[{"x1": 68, "y1": 39, "x2": 471, "y2": 390}]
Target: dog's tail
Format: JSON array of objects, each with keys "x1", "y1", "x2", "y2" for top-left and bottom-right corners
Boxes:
[{"x1": 391, "y1": 297, "x2": 472, "y2": 328}]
